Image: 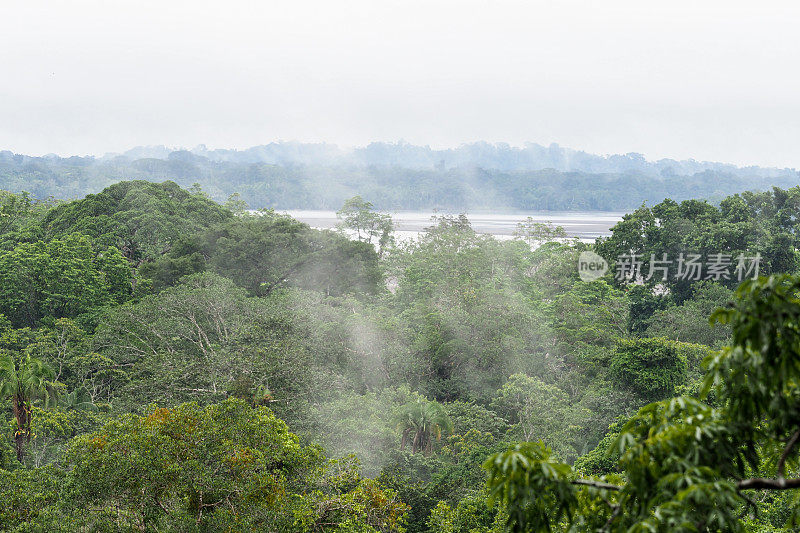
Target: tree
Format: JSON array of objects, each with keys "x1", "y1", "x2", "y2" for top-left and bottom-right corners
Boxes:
[
  {"x1": 203, "y1": 212, "x2": 383, "y2": 297},
  {"x1": 64, "y1": 399, "x2": 318, "y2": 529},
  {"x1": 92, "y1": 273, "x2": 315, "y2": 424},
  {"x1": 0, "y1": 190, "x2": 51, "y2": 248},
  {"x1": 514, "y1": 218, "x2": 568, "y2": 248},
  {"x1": 491, "y1": 374, "x2": 589, "y2": 463},
  {"x1": 391, "y1": 216, "x2": 549, "y2": 402},
  {"x1": 395, "y1": 395, "x2": 453, "y2": 455},
  {"x1": 595, "y1": 189, "x2": 800, "y2": 314},
  {"x1": 644, "y1": 282, "x2": 733, "y2": 347},
  {"x1": 428, "y1": 491, "x2": 504, "y2": 533},
  {"x1": 311, "y1": 389, "x2": 399, "y2": 478},
  {"x1": 336, "y1": 196, "x2": 394, "y2": 256},
  {"x1": 0, "y1": 234, "x2": 131, "y2": 328},
  {"x1": 0, "y1": 466, "x2": 64, "y2": 530},
  {"x1": 58, "y1": 387, "x2": 98, "y2": 412},
  {"x1": 64, "y1": 399, "x2": 407, "y2": 531},
  {"x1": 608, "y1": 337, "x2": 690, "y2": 403},
  {"x1": 28, "y1": 404, "x2": 99, "y2": 468},
  {"x1": 550, "y1": 280, "x2": 629, "y2": 351},
  {"x1": 40, "y1": 180, "x2": 232, "y2": 265},
  {"x1": 484, "y1": 274, "x2": 800, "y2": 532},
  {"x1": 223, "y1": 191, "x2": 249, "y2": 215},
  {"x1": 0, "y1": 353, "x2": 56, "y2": 462}
]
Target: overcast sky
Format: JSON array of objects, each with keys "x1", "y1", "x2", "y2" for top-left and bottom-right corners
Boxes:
[{"x1": 1, "y1": 0, "x2": 799, "y2": 167}]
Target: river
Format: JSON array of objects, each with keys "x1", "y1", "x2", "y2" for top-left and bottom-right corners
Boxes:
[{"x1": 280, "y1": 210, "x2": 624, "y2": 242}]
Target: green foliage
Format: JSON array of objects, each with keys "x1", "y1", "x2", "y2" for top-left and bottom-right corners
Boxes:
[
  {"x1": 485, "y1": 274, "x2": 800, "y2": 532},
  {"x1": 395, "y1": 394, "x2": 453, "y2": 455},
  {"x1": 224, "y1": 191, "x2": 249, "y2": 215},
  {"x1": 65, "y1": 399, "x2": 311, "y2": 529},
  {"x1": 136, "y1": 235, "x2": 207, "y2": 292},
  {"x1": 645, "y1": 282, "x2": 733, "y2": 347},
  {"x1": 59, "y1": 398, "x2": 406, "y2": 531},
  {"x1": 28, "y1": 405, "x2": 100, "y2": 467},
  {"x1": 0, "y1": 466, "x2": 65, "y2": 531},
  {"x1": 596, "y1": 189, "x2": 800, "y2": 327},
  {"x1": 337, "y1": 195, "x2": 395, "y2": 256},
  {"x1": 492, "y1": 374, "x2": 590, "y2": 462},
  {"x1": 445, "y1": 401, "x2": 509, "y2": 438},
  {"x1": 513, "y1": 219, "x2": 568, "y2": 248},
  {"x1": 0, "y1": 190, "x2": 52, "y2": 248},
  {"x1": 203, "y1": 210, "x2": 383, "y2": 297},
  {"x1": 93, "y1": 273, "x2": 313, "y2": 422},
  {"x1": 572, "y1": 420, "x2": 624, "y2": 477},
  {"x1": 2, "y1": 181, "x2": 794, "y2": 532},
  {"x1": 626, "y1": 284, "x2": 669, "y2": 335},
  {"x1": 432, "y1": 430, "x2": 509, "y2": 506},
  {"x1": 379, "y1": 458, "x2": 440, "y2": 533},
  {"x1": 0, "y1": 234, "x2": 131, "y2": 328},
  {"x1": 40, "y1": 180, "x2": 232, "y2": 264},
  {"x1": 550, "y1": 280, "x2": 628, "y2": 352},
  {"x1": 203, "y1": 210, "x2": 311, "y2": 294},
  {"x1": 310, "y1": 389, "x2": 398, "y2": 477},
  {"x1": 612, "y1": 397, "x2": 744, "y2": 531},
  {"x1": 297, "y1": 466, "x2": 409, "y2": 532},
  {"x1": 428, "y1": 491, "x2": 504, "y2": 533},
  {"x1": 705, "y1": 274, "x2": 800, "y2": 471},
  {"x1": 391, "y1": 216, "x2": 549, "y2": 401},
  {"x1": 484, "y1": 442, "x2": 583, "y2": 532},
  {"x1": 609, "y1": 337, "x2": 690, "y2": 402},
  {"x1": 0, "y1": 352, "x2": 57, "y2": 463}
]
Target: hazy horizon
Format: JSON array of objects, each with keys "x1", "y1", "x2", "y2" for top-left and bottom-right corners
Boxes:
[
  {"x1": 2, "y1": 1, "x2": 800, "y2": 167},
  {"x1": 5, "y1": 140, "x2": 799, "y2": 172}
]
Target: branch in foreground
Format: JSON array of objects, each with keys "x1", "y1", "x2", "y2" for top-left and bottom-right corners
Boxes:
[
  {"x1": 738, "y1": 477, "x2": 800, "y2": 490},
  {"x1": 570, "y1": 477, "x2": 800, "y2": 492}
]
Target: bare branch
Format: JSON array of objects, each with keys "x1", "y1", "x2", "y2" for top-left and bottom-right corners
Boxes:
[
  {"x1": 571, "y1": 479, "x2": 622, "y2": 491},
  {"x1": 601, "y1": 504, "x2": 622, "y2": 533}
]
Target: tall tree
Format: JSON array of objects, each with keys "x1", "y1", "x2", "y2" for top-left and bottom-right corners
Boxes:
[{"x1": 0, "y1": 353, "x2": 56, "y2": 462}]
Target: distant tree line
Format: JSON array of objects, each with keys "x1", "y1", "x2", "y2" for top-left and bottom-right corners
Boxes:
[{"x1": 1, "y1": 144, "x2": 798, "y2": 211}]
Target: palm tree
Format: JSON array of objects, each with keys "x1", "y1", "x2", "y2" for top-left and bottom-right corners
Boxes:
[
  {"x1": 59, "y1": 386, "x2": 98, "y2": 412},
  {"x1": 395, "y1": 397, "x2": 453, "y2": 455},
  {"x1": 0, "y1": 353, "x2": 56, "y2": 462}
]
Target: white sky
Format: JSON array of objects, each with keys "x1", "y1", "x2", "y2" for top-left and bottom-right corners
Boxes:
[{"x1": 1, "y1": 0, "x2": 799, "y2": 167}]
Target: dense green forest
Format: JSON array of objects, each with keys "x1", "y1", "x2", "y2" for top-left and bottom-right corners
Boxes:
[
  {"x1": 2, "y1": 180, "x2": 800, "y2": 531},
  {"x1": 1, "y1": 143, "x2": 798, "y2": 211}
]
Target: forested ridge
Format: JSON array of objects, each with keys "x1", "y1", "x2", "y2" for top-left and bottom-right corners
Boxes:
[
  {"x1": 1, "y1": 143, "x2": 799, "y2": 211},
  {"x1": 2, "y1": 181, "x2": 800, "y2": 531}
]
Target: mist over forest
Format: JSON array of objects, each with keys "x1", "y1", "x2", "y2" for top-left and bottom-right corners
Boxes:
[
  {"x1": 2, "y1": 141, "x2": 798, "y2": 211},
  {"x1": 2, "y1": 174, "x2": 800, "y2": 530}
]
